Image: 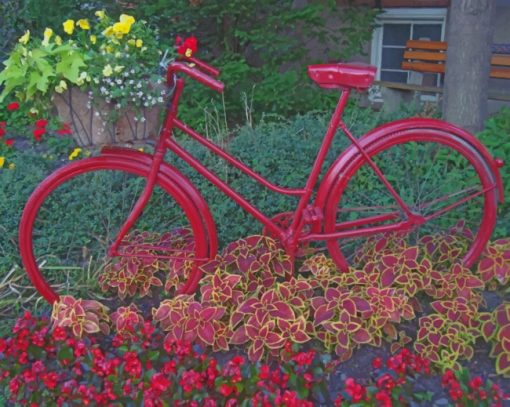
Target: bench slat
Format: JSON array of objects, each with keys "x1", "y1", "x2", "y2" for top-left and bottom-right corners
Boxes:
[
  {"x1": 406, "y1": 40, "x2": 447, "y2": 51},
  {"x1": 490, "y1": 68, "x2": 510, "y2": 79},
  {"x1": 491, "y1": 54, "x2": 510, "y2": 66},
  {"x1": 403, "y1": 50, "x2": 446, "y2": 62},
  {"x1": 402, "y1": 61, "x2": 445, "y2": 73}
]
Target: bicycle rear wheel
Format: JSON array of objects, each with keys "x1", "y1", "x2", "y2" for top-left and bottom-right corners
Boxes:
[
  {"x1": 324, "y1": 129, "x2": 498, "y2": 271},
  {"x1": 19, "y1": 156, "x2": 211, "y2": 303}
]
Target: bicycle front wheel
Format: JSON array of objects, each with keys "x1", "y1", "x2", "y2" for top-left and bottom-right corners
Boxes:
[
  {"x1": 324, "y1": 129, "x2": 498, "y2": 271},
  {"x1": 19, "y1": 156, "x2": 211, "y2": 303}
]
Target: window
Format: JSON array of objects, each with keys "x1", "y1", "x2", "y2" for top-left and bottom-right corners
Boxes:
[{"x1": 370, "y1": 8, "x2": 447, "y2": 99}]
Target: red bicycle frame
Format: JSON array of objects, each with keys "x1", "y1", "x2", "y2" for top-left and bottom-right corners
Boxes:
[{"x1": 107, "y1": 57, "x2": 503, "y2": 263}]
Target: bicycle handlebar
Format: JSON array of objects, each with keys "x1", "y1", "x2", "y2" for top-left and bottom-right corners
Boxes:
[{"x1": 167, "y1": 61, "x2": 224, "y2": 93}]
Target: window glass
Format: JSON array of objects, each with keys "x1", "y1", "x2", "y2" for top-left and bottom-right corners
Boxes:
[
  {"x1": 380, "y1": 71, "x2": 408, "y2": 83},
  {"x1": 381, "y1": 48, "x2": 405, "y2": 69},
  {"x1": 413, "y1": 24, "x2": 442, "y2": 41},
  {"x1": 382, "y1": 24, "x2": 411, "y2": 46}
]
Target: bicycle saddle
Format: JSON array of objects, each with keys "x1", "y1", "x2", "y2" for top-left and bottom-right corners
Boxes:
[{"x1": 307, "y1": 63, "x2": 376, "y2": 90}]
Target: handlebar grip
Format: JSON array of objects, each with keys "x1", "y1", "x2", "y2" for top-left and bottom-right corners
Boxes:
[
  {"x1": 167, "y1": 62, "x2": 224, "y2": 93},
  {"x1": 185, "y1": 56, "x2": 220, "y2": 78}
]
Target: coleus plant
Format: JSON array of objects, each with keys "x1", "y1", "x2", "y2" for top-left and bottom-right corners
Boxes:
[
  {"x1": 477, "y1": 238, "x2": 510, "y2": 288},
  {"x1": 99, "y1": 229, "x2": 198, "y2": 299},
  {"x1": 414, "y1": 297, "x2": 483, "y2": 371},
  {"x1": 51, "y1": 295, "x2": 110, "y2": 338},
  {"x1": 479, "y1": 302, "x2": 510, "y2": 378}
]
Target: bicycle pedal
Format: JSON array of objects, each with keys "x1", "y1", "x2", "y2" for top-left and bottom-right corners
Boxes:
[{"x1": 303, "y1": 206, "x2": 323, "y2": 223}]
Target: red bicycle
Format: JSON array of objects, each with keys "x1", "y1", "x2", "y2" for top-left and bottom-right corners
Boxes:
[{"x1": 19, "y1": 56, "x2": 505, "y2": 304}]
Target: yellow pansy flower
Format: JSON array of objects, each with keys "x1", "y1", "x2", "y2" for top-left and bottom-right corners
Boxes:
[
  {"x1": 42, "y1": 28, "x2": 53, "y2": 46},
  {"x1": 0, "y1": 157, "x2": 5, "y2": 168},
  {"x1": 55, "y1": 35, "x2": 62, "y2": 45},
  {"x1": 112, "y1": 21, "x2": 131, "y2": 35},
  {"x1": 90, "y1": 35, "x2": 97, "y2": 44},
  {"x1": 95, "y1": 10, "x2": 106, "y2": 20},
  {"x1": 63, "y1": 19, "x2": 75, "y2": 35},
  {"x1": 19, "y1": 30, "x2": 30, "y2": 45},
  {"x1": 77, "y1": 19, "x2": 90, "y2": 30},
  {"x1": 8, "y1": 163, "x2": 15, "y2": 170},
  {"x1": 68, "y1": 148, "x2": 82, "y2": 160},
  {"x1": 102, "y1": 26, "x2": 114, "y2": 37},
  {"x1": 103, "y1": 64, "x2": 113, "y2": 76},
  {"x1": 119, "y1": 14, "x2": 135, "y2": 26},
  {"x1": 55, "y1": 80, "x2": 68, "y2": 93},
  {"x1": 136, "y1": 39, "x2": 143, "y2": 48},
  {"x1": 105, "y1": 45, "x2": 113, "y2": 53}
]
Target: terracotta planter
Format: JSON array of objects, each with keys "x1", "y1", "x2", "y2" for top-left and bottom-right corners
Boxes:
[{"x1": 53, "y1": 87, "x2": 162, "y2": 146}]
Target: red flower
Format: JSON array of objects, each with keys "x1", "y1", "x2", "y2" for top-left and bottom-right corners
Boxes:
[
  {"x1": 7, "y1": 102, "x2": 20, "y2": 111},
  {"x1": 176, "y1": 36, "x2": 198, "y2": 57},
  {"x1": 0, "y1": 121, "x2": 6, "y2": 128},
  {"x1": 57, "y1": 123, "x2": 73, "y2": 135},
  {"x1": 0, "y1": 127, "x2": 5, "y2": 138},
  {"x1": 52, "y1": 327, "x2": 67, "y2": 341},
  {"x1": 33, "y1": 127, "x2": 45, "y2": 141},
  {"x1": 150, "y1": 372, "x2": 171, "y2": 393},
  {"x1": 219, "y1": 383, "x2": 235, "y2": 397},
  {"x1": 35, "y1": 119, "x2": 48, "y2": 128},
  {"x1": 372, "y1": 357, "x2": 383, "y2": 369}
]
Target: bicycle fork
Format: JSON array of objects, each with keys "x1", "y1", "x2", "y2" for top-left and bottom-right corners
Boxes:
[{"x1": 107, "y1": 146, "x2": 166, "y2": 257}]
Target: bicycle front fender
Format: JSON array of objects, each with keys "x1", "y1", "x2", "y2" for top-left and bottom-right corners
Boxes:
[
  {"x1": 315, "y1": 117, "x2": 504, "y2": 214},
  {"x1": 100, "y1": 146, "x2": 218, "y2": 257}
]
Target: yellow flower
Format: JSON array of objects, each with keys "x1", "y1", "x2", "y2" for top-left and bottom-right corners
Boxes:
[
  {"x1": 0, "y1": 157, "x2": 5, "y2": 168},
  {"x1": 55, "y1": 35, "x2": 62, "y2": 45},
  {"x1": 8, "y1": 163, "x2": 15, "y2": 170},
  {"x1": 90, "y1": 35, "x2": 97, "y2": 44},
  {"x1": 135, "y1": 39, "x2": 143, "y2": 48},
  {"x1": 95, "y1": 10, "x2": 106, "y2": 20},
  {"x1": 18, "y1": 30, "x2": 30, "y2": 45},
  {"x1": 55, "y1": 80, "x2": 68, "y2": 93},
  {"x1": 42, "y1": 28, "x2": 53, "y2": 46},
  {"x1": 112, "y1": 21, "x2": 131, "y2": 35},
  {"x1": 63, "y1": 19, "x2": 75, "y2": 35},
  {"x1": 77, "y1": 19, "x2": 90, "y2": 30},
  {"x1": 185, "y1": 48, "x2": 193, "y2": 58},
  {"x1": 103, "y1": 26, "x2": 114, "y2": 37},
  {"x1": 102, "y1": 64, "x2": 113, "y2": 77},
  {"x1": 68, "y1": 148, "x2": 82, "y2": 161},
  {"x1": 127, "y1": 39, "x2": 136, "y2": 46},
  {"x1": 114, "y1": 65, "x2": 124, "y2": 73},
  {"x1": 119, "y1": 14, "x2": 135, "y2": 25},
  {"x1": 105, "y1": 45, "x2": 113, "y2": 54}
]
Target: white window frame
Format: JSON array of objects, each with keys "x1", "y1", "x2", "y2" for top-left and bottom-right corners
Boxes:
[{"x1": 370, "y1": 8, "x2": 448, "y2": 102}]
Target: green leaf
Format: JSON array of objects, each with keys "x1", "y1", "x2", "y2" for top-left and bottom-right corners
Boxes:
[{"x1": 55, "y1": 51, "x2": 86, "y2": 83}]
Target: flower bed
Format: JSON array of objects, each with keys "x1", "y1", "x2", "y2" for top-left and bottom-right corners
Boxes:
[{"x1": 1, "y1": 311, "x2": 508, "y2": 406}]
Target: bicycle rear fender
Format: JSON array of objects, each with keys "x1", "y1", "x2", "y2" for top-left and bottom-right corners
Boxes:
[
  {"x1": 315, "y1": 117, "x2": 504, "y2": 213},
  {"x1": 100, "y1": 146, "x2": 218, "y2": 257}
]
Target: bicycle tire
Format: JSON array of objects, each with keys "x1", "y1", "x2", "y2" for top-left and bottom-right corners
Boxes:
[
  {"x1": 323, "y1": 128, "x2": 498, "y2": 271},
  {"x1": 19, "y1": 156, "x2": 212, "y2": 304}
]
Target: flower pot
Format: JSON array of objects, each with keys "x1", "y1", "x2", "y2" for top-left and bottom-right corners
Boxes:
[{"x1": 53, "y1": 87, "x2": 162, "y2": 146}]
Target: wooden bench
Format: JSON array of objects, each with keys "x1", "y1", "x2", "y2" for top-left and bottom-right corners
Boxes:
[
  {"x1": 375, "y1": 40, "x2": 510, "y2": 102},
  {"x1": 401, "y1": 39, "x2": 510, "y2": 79}
]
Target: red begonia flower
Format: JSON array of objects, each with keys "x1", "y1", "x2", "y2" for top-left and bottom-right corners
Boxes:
[
  {"x1": 33, "y1": 127, "x2": 45, "y2": 141},
  {"x1": 35, "y1": 119, "x2": 48, "y2": 128},
  {"x1": 7, "y1": 102, "x2": 20, "y2": 111}
]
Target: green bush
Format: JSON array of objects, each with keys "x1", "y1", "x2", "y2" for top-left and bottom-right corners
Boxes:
[{"x1": 477, "y1": 107, "x2": 510, "y2": 237}]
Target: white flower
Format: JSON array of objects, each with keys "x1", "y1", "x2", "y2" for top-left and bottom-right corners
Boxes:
[
  {"x1": 140, "y1": 117, "x2": 146, "y2": 122},
  {"x1": 158, "y1": 97, "x2": 164, "y2": 103},
  {"x1": 116, "y1": 79, "x2": 122, "y2": 85}
]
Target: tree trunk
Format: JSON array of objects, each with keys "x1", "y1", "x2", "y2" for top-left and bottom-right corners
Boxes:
[{"x1": 443, "y1": 0, "x2": 496, "y2": 133}]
